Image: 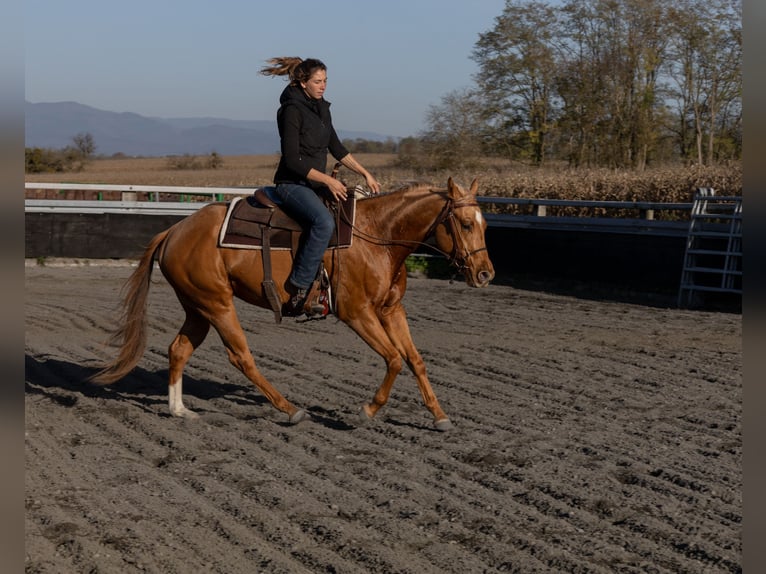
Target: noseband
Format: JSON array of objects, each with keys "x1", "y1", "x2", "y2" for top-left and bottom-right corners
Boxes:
[{"x1": 427, "y1": 195, "x2": 489, "y2": 273}]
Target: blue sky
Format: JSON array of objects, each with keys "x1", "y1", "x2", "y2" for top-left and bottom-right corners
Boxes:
[{"x1": 24, "y1": 0, "x2": 507, "y2": 138}]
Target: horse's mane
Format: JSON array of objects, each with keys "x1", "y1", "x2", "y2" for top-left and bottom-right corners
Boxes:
[
  {"x1": 361, "y1": 181, "x2": 441, "y2": 201},
  {"x1": 391, "y1": 181, "x2": 428, "y2": 193}
]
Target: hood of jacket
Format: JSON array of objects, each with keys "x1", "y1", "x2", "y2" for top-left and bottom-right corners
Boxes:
[{"x1": 279, "y1": 84, "x2": 331, "y2": 122}]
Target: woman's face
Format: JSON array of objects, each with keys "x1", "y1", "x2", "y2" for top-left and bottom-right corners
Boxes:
[{"x1": 301, "y1": 69, "x2": 327, "y2": 100}]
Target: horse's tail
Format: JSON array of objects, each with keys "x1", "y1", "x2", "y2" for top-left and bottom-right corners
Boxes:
[{"x1": 89, "y1": 229, "x2": 170, "y2": 385}]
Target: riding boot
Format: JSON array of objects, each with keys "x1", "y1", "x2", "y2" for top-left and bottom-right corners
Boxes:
[{"x1": 282, "y1": 284, "x2": 325, "y2": 317}]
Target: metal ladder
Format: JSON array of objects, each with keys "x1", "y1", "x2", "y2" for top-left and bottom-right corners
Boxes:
[{"x1": 677, "y1": 188, "x2": 742, "y2": 308}]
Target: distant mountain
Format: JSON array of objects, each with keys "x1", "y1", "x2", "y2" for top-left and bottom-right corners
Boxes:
[{"x1": 25, "y1": 101, "x2": 394, "y2": 157}]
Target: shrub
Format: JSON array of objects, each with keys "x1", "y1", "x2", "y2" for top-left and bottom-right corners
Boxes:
[
  {"x1": 25, "y1": 147, "x2": 88, "y2": 173},
  {"x1": 25, "y1": 133, "x2": 96, "y2": 173},
  {"x1": 167, "y1": 152, "x2": 224, "y2": 170},
  {"x1": 207, "y1": 152, "x2": 224, "y2": 169},
  {"x1": 166, "y1": 154, "x2": 203, "y2": 170}
]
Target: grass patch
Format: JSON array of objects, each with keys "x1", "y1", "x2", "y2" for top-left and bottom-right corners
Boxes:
[{"x1": 405, "y1": 255, "x2": 453, "y2": 279}]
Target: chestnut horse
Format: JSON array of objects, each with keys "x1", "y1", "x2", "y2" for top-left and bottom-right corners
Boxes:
[{"x1": 92, "y1": 177, "x2": 495, "y2": 431}]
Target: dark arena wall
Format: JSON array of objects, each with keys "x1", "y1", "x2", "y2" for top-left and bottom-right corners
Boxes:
[{"x1": 25, "y1": 212, "x2": 686, "y2": 295}]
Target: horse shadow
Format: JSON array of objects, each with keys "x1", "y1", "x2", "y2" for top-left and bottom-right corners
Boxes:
[{"x1": 24, "y1": 354, "x2": 359, "y2": 430}]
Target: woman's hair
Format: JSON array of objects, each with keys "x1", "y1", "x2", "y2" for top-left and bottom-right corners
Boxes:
[{"x1": 259, "y1": 57, "x2": 326, "y2": 84}]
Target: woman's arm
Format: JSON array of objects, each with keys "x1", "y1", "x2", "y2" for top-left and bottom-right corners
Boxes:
[
  {"x1": 306, "y1": 167, "x2": 349, "y2": 201},
  {"x1": 338, "y1": 153, "x2": 381, "y2": 194},
  {"x1": 326, "y1": 124, "x2": 380, "y2": 194},
  {"x1": 306, "y1": 152, "x2": 381, "y2": 201}
]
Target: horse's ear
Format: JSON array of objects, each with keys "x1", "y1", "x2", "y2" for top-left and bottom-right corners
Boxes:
[
  {"x1": 469, "y1": 178, "x2": 479, "y2": 196},
  {"x1": 447, "y1": 177, "x2": 462, "y2": 200}
]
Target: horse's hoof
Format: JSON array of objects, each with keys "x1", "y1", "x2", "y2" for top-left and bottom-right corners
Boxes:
[
  {"x1": 288, "y1": 409, "x2": 309, "y2": 425},
  {"x1": 359, "y1": 404, "x2": 375, "y2": 423},
  {"x1": 434, "y1": 418, "x2": 453, "y2": 432},
  {"x1": 171, "y1": 408, "x2": 199, "y2": 420}
]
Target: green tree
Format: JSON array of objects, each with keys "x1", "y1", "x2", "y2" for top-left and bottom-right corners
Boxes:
[
  {"x1": 664, "y1": 0, "x2": 741, "y2": 164},
  {"x1": 466, "y1": 0, "x2": 741, "y2": 168},
  {"x1": 555, "y1": 0, "x2": 670, "y2": 169},
  {"x1": 472, "y1": 0, "x2": 560, "y2": 166}
]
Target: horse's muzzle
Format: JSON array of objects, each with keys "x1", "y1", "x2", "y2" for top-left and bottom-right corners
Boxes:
[
  {"x1": 477, "y1": 269, "x2": 494, "y2": 286},
  {"x1": 464, "y1": 266, "x2": 494, "y2": 288},
  {"x1": 474, "y1": 268, "x2": 495, "y2": 288}
]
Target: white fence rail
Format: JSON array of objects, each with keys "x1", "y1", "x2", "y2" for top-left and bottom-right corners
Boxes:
[
  {"x1": 25, "y1": 182, "x2": 254, "y2": 215},
  {"x1": 24, "y1": 199, "x2": 203, "y2": 216},
  {"x1": 25, "y1": 182, "x2": 695, "y2": 236},
  {"x1": 25, "y1": 181, "x2": 253, "y2": 199}
]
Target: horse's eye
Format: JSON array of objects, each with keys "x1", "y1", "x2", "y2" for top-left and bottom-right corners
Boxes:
[{"x1": 461, "y1": 221, "x2": 472, "y2": 232}]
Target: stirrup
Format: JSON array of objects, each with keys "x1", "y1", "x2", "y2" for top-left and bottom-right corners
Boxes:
[
  {"x1": 283, "y1": 268, "x2": 331, "y2": 319},
  {"x1": 305, "y1": 269, "x2": 331, "y2": 317},
  {"x1": 305, "y1": 301, "x2": 327, "y2": 316}
]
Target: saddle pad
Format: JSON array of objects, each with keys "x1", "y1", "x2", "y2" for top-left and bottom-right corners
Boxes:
[{"x1": 218, "y1": 191, "x2": 356, "y2": 250}]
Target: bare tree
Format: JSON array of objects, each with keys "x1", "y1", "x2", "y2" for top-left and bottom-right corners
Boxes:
[
  {"x1": 419, "y1": 89, "x2": 486, "y2": 169},
  {"x1": 72, "y1": 132, "x2": 96, "y2": 159}
]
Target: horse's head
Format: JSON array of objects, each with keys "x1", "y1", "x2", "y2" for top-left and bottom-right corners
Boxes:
[{"x1": 433, "y1": 178, "x2": 495, "y2": 288}]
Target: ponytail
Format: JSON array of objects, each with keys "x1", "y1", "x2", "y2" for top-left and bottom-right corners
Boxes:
[{"x1": 260, "y1": 57, "x2": 326, "y2": 85}]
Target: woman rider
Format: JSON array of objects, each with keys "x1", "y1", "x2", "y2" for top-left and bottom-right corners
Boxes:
[{"x1": 260, "y1": 57, "x2": 381, "y2": 316}]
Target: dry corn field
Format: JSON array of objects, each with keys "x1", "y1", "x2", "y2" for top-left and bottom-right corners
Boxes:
[{"x1": 25, "y1": 154, "x2": 741, "y2": 218}]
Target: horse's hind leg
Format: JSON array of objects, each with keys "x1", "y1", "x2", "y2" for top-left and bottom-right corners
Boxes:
[
  {"x1": 167, "y1": 308, "x2": 211, "y2": 418},
  {"x1": 211, "y1": 306, "x2": 308, "y2": 424}
]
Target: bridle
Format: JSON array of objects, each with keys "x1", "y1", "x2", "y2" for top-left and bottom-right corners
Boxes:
[
  {"x1": 425, "y1": 194, "x2": 490, "y2": 274},
  {"x1": 336, "y1": 187, "x2": 488, "y2": 274},
  {"x1": 329, "y1": 163, "x2": 487, "y2": 274}
]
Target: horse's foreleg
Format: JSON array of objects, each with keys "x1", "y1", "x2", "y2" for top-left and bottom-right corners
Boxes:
[
  {"x1": 380, "y1": 305, "x2": 451, "y2": 431},
  {"x1": 168, "y1": 310, "x2": 210, "y2": 418},
  {"x1": 349, "y1": 306, "x2": 452, "y2": 430},
  {"x1": 363, "y1": 354, "x2": 401, "y2": 421},
  {"x1": 211, "y1": 307, "x2": 307, "y2": 424}
]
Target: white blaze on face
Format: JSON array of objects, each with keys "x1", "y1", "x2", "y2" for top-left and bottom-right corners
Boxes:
[{"x1": 474, "y1": 209, "x2": 485, "y2": 226}]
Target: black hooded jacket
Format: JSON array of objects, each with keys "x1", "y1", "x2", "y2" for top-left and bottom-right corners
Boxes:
[{"x1": 273, "y1": 84, "x2": 349, "y2": 188}]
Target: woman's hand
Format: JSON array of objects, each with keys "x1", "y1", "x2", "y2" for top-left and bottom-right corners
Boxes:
[
  {"x1": 338, "y1": 153, "x2": 381, "y2": 195},
  {"x1": 307, "y1": 168, "x2": 348, "y2": 201},
  {"x1": 365, "y1": 174, "x2": 381, "y2": 195},
  {"x1": 325, "y1": 176, "x2": 348, "y2": 201}
]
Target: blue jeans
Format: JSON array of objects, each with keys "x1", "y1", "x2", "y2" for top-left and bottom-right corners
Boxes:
[{"x1": 273, "y1": 183, "x2": 335, "y2": 289}]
